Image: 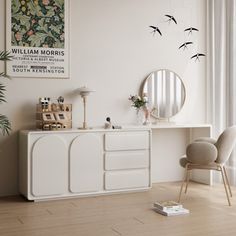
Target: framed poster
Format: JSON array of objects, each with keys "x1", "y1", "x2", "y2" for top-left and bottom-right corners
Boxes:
[{"x1": 6, "y1": 0, "x2": 70, "y2": 78}]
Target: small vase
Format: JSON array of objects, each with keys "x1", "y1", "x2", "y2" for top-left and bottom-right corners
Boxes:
[
  {"x1": 143, "y1": 107, "x2": 151, "y2": 125},
  {"x1": 136, "y1": 108, "x2": 143, "y2": 125}
]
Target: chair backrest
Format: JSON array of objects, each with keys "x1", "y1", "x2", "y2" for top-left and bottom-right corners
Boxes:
[{"x1": 215, "y1": 126, "x2": 236, "y2": 164}]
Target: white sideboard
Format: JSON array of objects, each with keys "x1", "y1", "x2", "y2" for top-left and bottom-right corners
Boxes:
[
  {"x1": 19, "y1": 128, "x2": 152, "y2": 201},
  {"x1": 19, "y1": 124, "x2": 212, "y2": 201}
]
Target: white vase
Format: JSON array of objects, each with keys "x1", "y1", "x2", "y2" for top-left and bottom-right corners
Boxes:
[{"x1": 143, "y1": 107, "x2": 151, "y2": 125}]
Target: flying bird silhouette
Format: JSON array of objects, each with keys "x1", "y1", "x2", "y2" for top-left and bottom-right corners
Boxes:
[
  {"x1": 184, "y1": 27, "x2": 199, "y2": 35},
  {"x1": 179, "y1": 42, "x2": 193, "y2": 50},
  {"x1": 149, "y1": 26, "x2": 162, "y2": 36},
  {"x1": 191, "y1": 53, "x2": 206, "y2": 62},
  {"x1": 165, "y1": 15, "x2": 177, "y2": 24}
]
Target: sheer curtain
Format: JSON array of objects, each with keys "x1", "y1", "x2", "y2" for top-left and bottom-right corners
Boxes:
[{"x1": 207, "y1": 0, "x2": 236, "y2": 184}]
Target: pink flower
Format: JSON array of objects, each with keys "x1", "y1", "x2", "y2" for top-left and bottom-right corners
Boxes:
[
  {"x1": 15, "y1": 32, "x2": 22, "y2": 41},
  {"x1": 42, "y1": 0, "x2": 50, "y2": 5},
  {"x1": 27, "y1": 30, "x2": 34, "y2": 36},
  {"x1": 32, "y1": 19, "x2": 36, "y2": 24},
  {"x1": 43, "y1": 44, "x2": 49, "y2": 48}
]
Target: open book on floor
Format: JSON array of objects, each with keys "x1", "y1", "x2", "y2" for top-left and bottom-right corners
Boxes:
[{"x1": 153, "y1": 201, "x2": 189, "y2": 216}]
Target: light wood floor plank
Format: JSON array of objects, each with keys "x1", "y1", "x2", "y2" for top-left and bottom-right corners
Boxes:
[{"x1": 0, "y1": 182, "x2": 236, "y2": 236}]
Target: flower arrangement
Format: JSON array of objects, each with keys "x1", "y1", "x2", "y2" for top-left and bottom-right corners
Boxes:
[{"x1": 129, "y1": 95, "x2": 147, "y2": 110}]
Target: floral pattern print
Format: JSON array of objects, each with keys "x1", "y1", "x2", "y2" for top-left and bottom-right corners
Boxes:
[{"x1": 11, "y1": 0, "x2": 65, "y2": 48}]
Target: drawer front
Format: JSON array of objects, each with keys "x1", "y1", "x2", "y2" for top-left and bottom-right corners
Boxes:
[
  {"x1": 105, "y1": 169, "x2": 150, "y2": 190},
  {"x1": 105, "y1": 151, "x2": 149, "y2": 170},
  {"x1": 105, "y1": 131, "x2": 149, "y2": 151}
]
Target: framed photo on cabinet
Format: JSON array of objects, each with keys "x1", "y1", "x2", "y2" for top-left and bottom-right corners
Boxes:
[
  {"x1": 5, "y1": 0, "x2": 70, "y2": 78},
  {"x1": 54, "y1": 112, "x2": 68, "y2": 121},
  {"x1": 42, "y1": 113, "x2": 55, "y2": 122}
]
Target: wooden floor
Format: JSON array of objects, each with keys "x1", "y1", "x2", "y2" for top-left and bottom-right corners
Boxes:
[{"x1": 1, "y1": 182, "x2": 236, "y2": 236}]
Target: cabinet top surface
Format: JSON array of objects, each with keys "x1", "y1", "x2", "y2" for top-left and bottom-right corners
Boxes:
[
  {"x1": 20, "y1": 127, "x2": 150, "y2": 135},
  {"x1": 20, "y1": 123, "x2": 211, "y2": 135}
]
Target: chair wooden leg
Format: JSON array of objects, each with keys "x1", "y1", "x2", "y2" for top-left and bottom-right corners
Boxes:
[
  {"x1": 178, "y1": 164, "x2": 189, "y2": 203},
  {"x1": 223, "y1": 166, "x2": 232, "y2": 197},
  {"x1": 185, "y1": 170, "x2": 190, "y2": 194},
  {"x1": 219, "y1": 166, "x2": 231, "y2": 206}
]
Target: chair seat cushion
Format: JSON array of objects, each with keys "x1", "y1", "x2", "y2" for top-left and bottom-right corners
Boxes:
[{"x1": 179, "y1": 157, "x2": 219, "y2": 170}]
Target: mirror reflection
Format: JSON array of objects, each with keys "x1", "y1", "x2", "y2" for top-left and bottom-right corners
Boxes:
[{"x1": 142, "y1": 70, "x2": 186, "y2": 119}]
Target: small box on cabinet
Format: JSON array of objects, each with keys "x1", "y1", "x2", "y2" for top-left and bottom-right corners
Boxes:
[{"x1": 36, "y1": 104, "x2": 72, "y2": 130}]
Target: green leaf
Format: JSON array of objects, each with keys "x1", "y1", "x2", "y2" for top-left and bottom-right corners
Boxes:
[
  {"x1": 38, "y1": 18, "x2": 48, "y2": 33},
  {"x1": 54, "y1": 0, "x2": 64, "y2": 9},
  {"x1": 27, "y1": 1, "x2": 37, "y2": 15},
  {"x1": 0, "y1": 115, "x2": 11, "y2": 136},
  {"x1": 35, "y1": 5, "x2": 43, "y2": 16},
  {"x1": 12, "y1": 13, "x2": 31, "y2": 31},
  {"x1": 28, "y1": 32, "x2": 47, "y2": 47},
  {"x1": 11, "y1": 0, "x2": 21, "y2": 14},
  {"x1": 49, "y1": 24, "x2": 61, "y2": 34},
  {"x1": 18, "y1": 41, "x2": 24, "y2": 47},
  {"x1": 53, "y1": 41, "x2": 64, "y2": 48},
  {"x1": 0, "y1": 83, "x2": 6, "y2": 104},
  {"x1": 11, "y1": 31, "x2": 18, "y2": 46},
  {"x1": 48, "y1": 31, "x2": 54, "y2": 38},
  {"x1": 0, "y1": 72, "x2": 11, "y2": 79},
  {"x1": 45, "y1": 7, "x2": 56, "y2": 17},
  {"x1": 0, "y1": 51, "x2": 13, "y2": 61}
]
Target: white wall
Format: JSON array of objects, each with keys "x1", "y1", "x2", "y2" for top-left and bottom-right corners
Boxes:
[{"x1": 0, "y1": 0, "x2": 206, "y2": 196}]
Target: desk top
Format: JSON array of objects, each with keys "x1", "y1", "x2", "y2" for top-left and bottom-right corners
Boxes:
[
  {"x1": 20, "y1": 123, "x2": 211, "y2": 135},
  {"x1": 146, "y1": 123, "x2": 212, "y2": 129}
]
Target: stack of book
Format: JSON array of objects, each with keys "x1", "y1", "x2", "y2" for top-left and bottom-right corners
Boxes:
[{"x1": 153, "y1": 200, "x2": 189, "y2": 216}]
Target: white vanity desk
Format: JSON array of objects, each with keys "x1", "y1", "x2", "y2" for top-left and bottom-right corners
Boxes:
[
  {"x1": 19, "y1": 123, "x2": 211, "y2": 201},
  {"x1": 148, "y1": 123, "x2": 212, "y2": 185}
]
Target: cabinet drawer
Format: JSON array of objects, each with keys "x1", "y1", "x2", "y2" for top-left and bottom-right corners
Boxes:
[
  {"x1": 105, "y1": 132, "x2": 149, "y2": 151},
  {"x1": 105, "y1": 151, "x2": 149, "y2": 170},
  {"x1": 105, "y1": 169, "x2": 149, "y2": 190}
]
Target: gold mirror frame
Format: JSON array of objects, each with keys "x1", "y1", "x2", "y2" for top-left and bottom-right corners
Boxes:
[{"x1": 141, "y1": 69, "x2": 186, "y2": 120}]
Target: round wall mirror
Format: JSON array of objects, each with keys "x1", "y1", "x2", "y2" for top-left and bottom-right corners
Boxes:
[{"x1": 142, "y1": 69, "x2": 186, "y2": 119}]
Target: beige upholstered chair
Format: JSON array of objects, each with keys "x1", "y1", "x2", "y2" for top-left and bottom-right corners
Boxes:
[{"x1": 178, "y1": 126, "x2": 236, "y2": 206}]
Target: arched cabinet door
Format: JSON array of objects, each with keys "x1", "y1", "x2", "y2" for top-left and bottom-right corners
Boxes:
[
  {"x1": 31, "y1": 135, "x2": 67, "y2": 197},
  {"x1": 69, "y1": 134, "x2": 102, "y2": 193}
]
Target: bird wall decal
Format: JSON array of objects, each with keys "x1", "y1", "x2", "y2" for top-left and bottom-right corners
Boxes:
[
  {"x1": 147, "y1": 13, "x2": 206, "y2": 63},
  {"x1": 165, "y1": 15, "x2": 177, "y2": 24},
  {"x1": 179, "y1": 42, "x2": 193, "y2": 50},
  {"x1": 184, "y1": 27, "x2": 199, "y2": 35},
  {"x1": 191, "y1": 53, "x2": 206, "y2": 62},
  {"x1": 149, "y1": 26, "x2": 162, "y2": 36}
]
